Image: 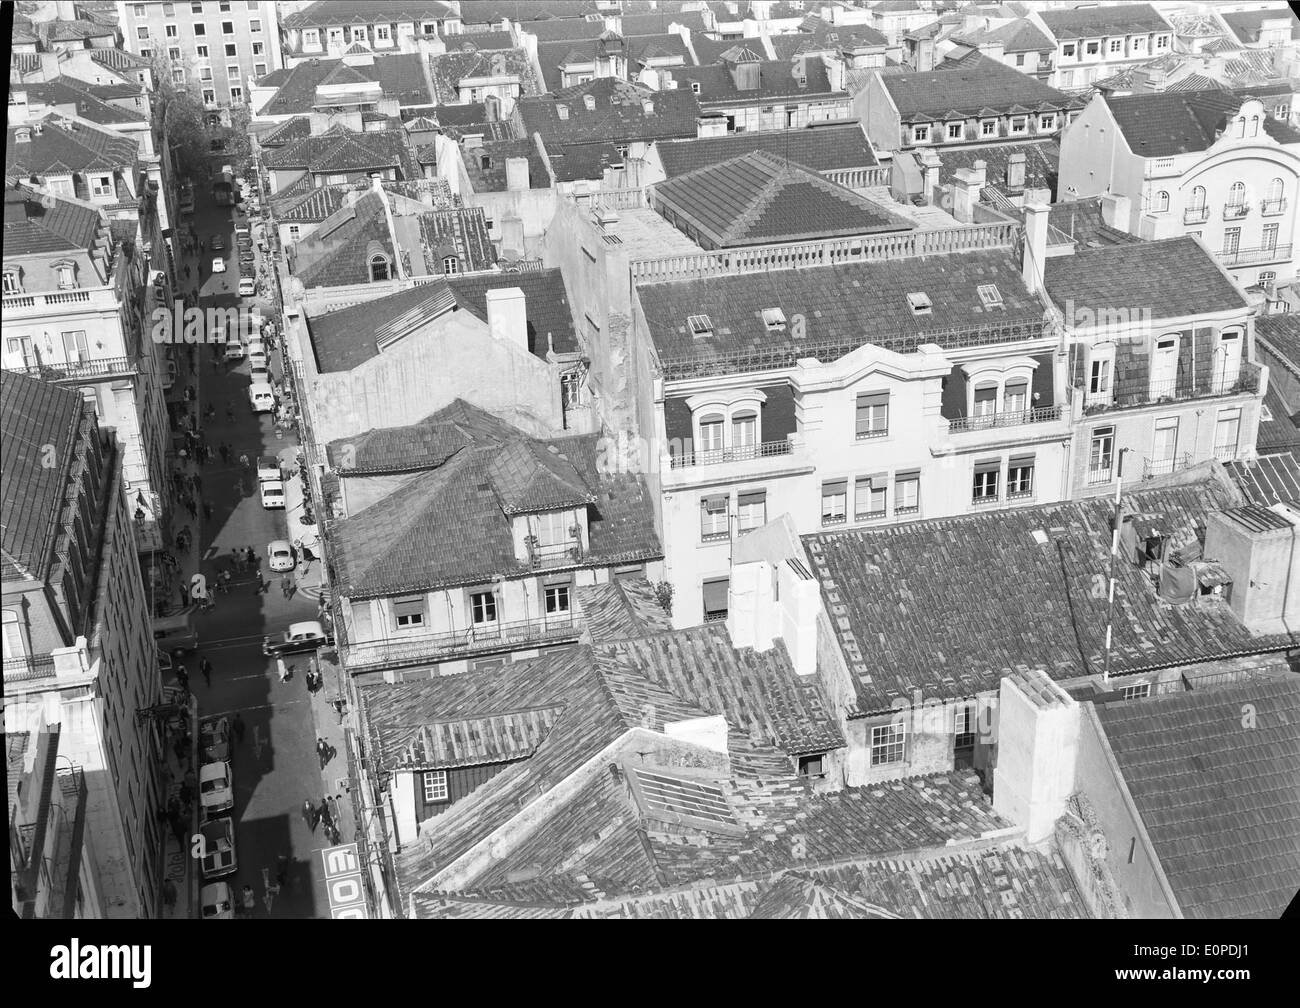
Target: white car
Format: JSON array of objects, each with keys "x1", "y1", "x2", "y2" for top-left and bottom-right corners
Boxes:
[
  {"x1": 200, "y1": 882, "x2": 234, "y2": 919},
  {"x1": 212, "y1": 257, "x2": 226, "y2": 274},
  {"x1": 250, "y1": 363, "x2": 270, "y2": 386},
  {"x1": 257, "y1": 456, "x2": 282, "y2": 482},
  {"x1": 199, "y1": 761, "x2": 234, "y2": 815},
  {"x1": 249, "y1": 382, "x2": 275, "y2": 412},
  {"x1": 223, "y1": 335, "x2": 245, "y2": 361},
  {"x1": 267, "y1": 540, "x2": 295, "y2": 572},
  {"x1": 260, "y1": 479, "x2": 286, "y2": 509},
  {"x1": 238, "y1": 276, "x2": 257, "y2": 297},
  {"x1": 200, "y1": 817, "x2": 237, "y2": 880},
  {"x1": 262, "y1": 620, "x2": 332, "y2": 657},
  {"x1": 245, "y1": 337, "x2": 266, "y2": 359}
]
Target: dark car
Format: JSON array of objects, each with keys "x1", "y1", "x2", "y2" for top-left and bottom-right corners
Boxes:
[
  {"x1": 210, "y1": 234, "x2": 225, "y2": 252},
  {"x1": 262, "y1": 621, "x2": 333, "y2": 657}
]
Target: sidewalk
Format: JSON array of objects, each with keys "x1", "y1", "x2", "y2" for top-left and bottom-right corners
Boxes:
[
  {"x1": 158, "y1": 685, "x2": 199, "y2": 919},
  {"x1": 308, "y1": 649, "x2": 356, "y2": 850}
]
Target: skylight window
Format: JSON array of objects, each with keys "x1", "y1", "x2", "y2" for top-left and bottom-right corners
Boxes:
[
  {"x1": 906, "y1": 291, "x2": 932, "y2": 316},
  {"x1": 688, "y1": 314, "x2": 713, "y2": 338},
  {"x1": 762, "y1": 307, "x2": 786, "y2": 331},
  {"x1": 977, "y1": 284, "x2": 1004, "y2": 309}
]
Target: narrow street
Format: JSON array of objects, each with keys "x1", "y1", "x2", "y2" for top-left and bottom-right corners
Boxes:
[{"x1": 169, "y1": 183, "x2": 342, "y2": 918}]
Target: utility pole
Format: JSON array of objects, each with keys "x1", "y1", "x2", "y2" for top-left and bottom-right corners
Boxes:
[{"x1": 1102, "y1": 447, "x2": 1130, "y2": 683}]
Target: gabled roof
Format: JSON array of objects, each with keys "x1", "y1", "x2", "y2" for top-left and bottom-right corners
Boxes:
[
  {"x1": 88, "y1": 48, "x2": 152, "y2": 73},
  {"x1": 654, "y1": 149, "x2": 911, "y2": 247},
  {"x1": 35, "y1": 17, "x2": 117, "y2": 43},
  {"x1": 329, "y1": 403, "x2": 660, "y2": 596},
  {"x1": 1221, "y1": 8, "x2": 1300, "y2": 45},
  {"x1": 20, "y1": 78, "x2": 147, "y2": 126},
  {"x1": 883, "y1": 52, "x2": 1078, "y2": 121},
  {"x1": 654, "y1": 121, "x2": 876, "y2": 177},
  {"x1": 517, "y1": 76, "x2": 700, "y2": 144},
  {"x1": 1043, "y1": 236, "x2": 1248, "y2": 323},
  {"x1": 804, "y1": 482, "x2": 1292, "y2": 715},
  {"x1": 1038, "y1": 3, "x2": 1170, "y2": 40},
  {"x1": 462, "y1": 137, "x2": 552, "y2": 191},
  {"x1": 620, "y1": 11, "x2": 708, "y2": 38},
  {"x1": 931, "y1": 139, "x2": 1059, "y2": 195},
  {"x1": 3, "y1": 183, "x2": 103, "y2": 257},
  {"x1": 284, "y1": 1, "x2": 457, "y2": 29},
  {"x1": 6, "y1": 116, "x2": 140, "y2": 177},
  {"x1": 259, "y1": 115, "x2": 314, "y2": 150},
  {"x1": 1047, "y1": 197, "x2": 1143, "y2": 249},
  {"x1": 458, "y1": 0, "x2": 598, "y2": 24},
  {"x1": 1096, "y1": 676, "x2": 1300, "y2": 919},
  {"x1": 429, "y1": 48, "x2": 539, "y2": 103},
  {"x1": 1226, "y1": 454, "x2": 1300, "y2": 507},
  {"x1": 262, "y1": 125, "x2": 419, "y2": 177},
  {"x1": 952, "y1": 18, "x2": 1055, "y2": 53},
  {"x1": 1, "y1": 372, "x2": 85, "y2": 582},
  {"x1": 307, "y1": 268, "x2": 577, "y2": 373},
  {"x1": 1104, "y1": 89, "x2": 1300, "y2": 158},
  {"x1": 577, "y1": 578, "x2": 673, "y2": 643},
  {"x1": 260, "y1": 54, "x2": 435, "y2": 116},
  {"x1": 669, "y1": 57, "x2": 844, "y2": 103}
]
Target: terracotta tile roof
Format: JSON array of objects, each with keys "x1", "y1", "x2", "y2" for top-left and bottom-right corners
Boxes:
[
  {"x1": 789, "y1": 13, "x2": 888, "y2": 51},
  {"x1": 654, "y1": 149, "x2": 910, "y2": 247},
  {"x1": 1257, "y1": 314, "x2": 1300, "y2": 378},
  {"x1": 636, "y1": 247, "x2": 1047, "y2": 379},
  {"x1": 464, "y1": 136, "x2": 552, "y2": 190},
  {"x1": 459, "y1": 0, "x2": 598, "y2": 24},
  {"x1": 578, "y1": 578, "x2": 672, "y2": 642},
  {"x1": 670, "y1": 58, "x2": 844, "y2": 104},
  {"x1": 1096, "y1": 676, "x2": 1300, "y2": 919},
  {"x1": 1254, "y1": 386, "x2": 1300, "y2": 456},
  {"x1": 1047, "y1": 197, "x2": 1143, "y2": 249},
  {"x1": 22, "y1": 78, "x2": 146, "y2": 125},
  {"x1": 6, "y1": 116, "x2": 139, "y2": 177},
  {"x1": 330, "y1": 408, "x2": 661, "y2": 597},
  {"x1": 325, "y1": 397, "x2": 518, "y2": 473},
  {"x1": 517, "y1": 77, "x2": 700, "y2": 144},
  {"x1": 884, "y1": 53, "x2": 1079, "y2": 122},
  {"x1": 438, "y1": 30, "x2": 515, "y2": 51},
  {"x1": 1225, "y1": 454, "x2": 1300, "y2": 506},
  {"x1": 89, "y1": 47, "x2": 152, "y2": 73},
  {"x1": 3, "y1": 184, "x2": 103, "y2": 256},
  {"x1": 1221, "y1": 8, "x2": 1300, "y2": 44},
  {"x1": 1105, "y1": 90, "x2": 1300, "y2": 158},
  {"x1": 36, "y1": 18, "x2": 116, "y2": 43},
  {"x1": 403, "y1": 707, "x2": 564, "y2": 771},
  {"x1": 261, "y1": 55, "x2": 434, "y2": 117},
  {"x1": 429, "y1": 48, "x2": 540, "y2": 103},
  {"x1": 283, "y1": 1, "x2": 456, "y2": 29},
  {"x1": 1043, "y1": 236, "x2": 1248, "y2": 323},
  {"x1": 654, "y1": 121, "x2": 877, "y2": 178},
  {"x1": 261, "y1": 125, "x2": 420, "y2": 177},
  {"x1": 955, "y1": 18, "x2": 1055, "y2": 53},
  {"x1": 932, "y1": 139, "x2": 1059, "y2": 194},
  {"x1": 1164, "y1": 73, "x2": 1229, "y2": 94},
  {"x1": 259, "y1": 115, "x2": 313, "y2": 150},
  {"x1": 307, "y1": 268, "x2": 576, "y2": 371},
  {"x1": 1039, "y1": 3, "x2": 1170, "y2": 40},
  {"x1": 621, "y1": 11, "x2": 708, "y2": 37},
  {"x1": 804, "y1": 481, "x2": 1294, "y2": 715},
  {"x1": 1, "y1": 372, "x2": 85, "y2": 582}
]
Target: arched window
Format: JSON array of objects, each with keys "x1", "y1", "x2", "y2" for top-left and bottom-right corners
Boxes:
[
  {"x1": 369, "y1": 254, "x2": 389, "y2": 282},
  {"x1": 1190, "y1": 185, "x2": 1206, "y2": 210},
  {"x1": 1236, "y1": 116, "x2": 1246, "y2": 138},
  {"x1": 1228, "y1": 181, "x2": 1246, "y2": 211},
  {"x1": 1155, "y1": 190, "x2": 1170, "y2": 212},
  {"x1": 698, "y1": 413, "x2": 724, "y2": 452},
  {"x1": 1250, "y1": 115, "x2": 1260, "y2": 137},
  {"x1": 1268, "y1": 177, "x2": 1284, "y2": 200},
  {"x1": 731, "y1": 410, "x2": 757, "y2": 448},
  {"x1": 442, "y1": 256, "x2": 459, "y2": 275}
]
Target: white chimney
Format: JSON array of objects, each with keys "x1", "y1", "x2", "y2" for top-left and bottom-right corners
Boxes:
[
  {"x1": 1022, "y1": 203, "x2": 1049, "y2": 295},
  {"x1": 992, "y1": 669, "x2": 1079, "y2": 843},
  {"x1": 505, "y1": 156, "x2": 530, "y2": 191},
  {"x1": 663, "y1": 715, "x2": 729, "y2": 755},
  {"x1": 1099, "y1": 192, "x2": 1132, "y2": 232},
  {"x1": 727, "y1": 553, "x2": 820, "y2": 677},
  {"x1": 696, "y1": 114, "x2": 727, "y2": 137},
  {"x1": 951, "y1": 161, "x2": 986, "y2": 223},
  {"x1": 915, "y1": 147, "x2": 941, "y2": 206},
  {"x1": 1203, "y1": 503, "x2": 1300, "y2": 635},
  {"x1": 486, "y1": 286, "x2": 528, "y2": 353}
]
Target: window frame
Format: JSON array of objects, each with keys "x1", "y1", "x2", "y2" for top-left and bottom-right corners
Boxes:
[
  {"x1": 1007, "y1": 455, "x2": 1034, "y2": 499},
  {"x1": 392, "y1": 594, "x2": 427, "y2": 629},
  {"x1": 855, "y1": 390, "x2": 889, "y2": 439},
  {"x1": 422, "y1": 770, "x2": 449, "y2": 802},
  {"x1": 700, "y1": 494, "x2": 729, "y2": 542},
  {"x1": 702, "y1": 577, "x2": 729, "y2": 623},
  {"x1": 469, "y1": 590, "x2": 497, "y2": 626},
  {"x1": 854, "y1": 474, "x2": 887, "y2": 521},
  {"x1": 821, "y1": 479, "x2": 848, "y2": 526},
  {"x1": 870, "y1": 723, "x2": 905, "y2": 766}
]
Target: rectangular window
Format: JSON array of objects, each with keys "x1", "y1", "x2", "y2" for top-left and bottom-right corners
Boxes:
[
  {"x1": 225, "y1": 43, "x2": 237, "y2": 56},
  {"x1": 973, "y1": 459, "x2": 1000, "y2": 503},
  {"x1": 798, "y1": 754, "x2": 826, "y2": 780},
  {"x1": 194, "y1": 23, "x2": 205, "y2": 35},
  {"x1": 702, "y1": 577, "x2": 729, "y2": 623},
  {"x1": 1214, "y1": 408, "x2": 1241, "y2": 460},
  {"x1": 62, "y1": 330, "x2": 89, "y2": 362},
  {"x1": 855, "y1": 391, "x2": 888, "y2": 438},
  {"x1": 871, "y1": 723, "x2": 905, "y2": 765},
  {"x1": 137, "y1": 26, "x2": 149, "y2": 40},
  {"x1": 1109, "y1": 39, "x2": 1122, "y2": 53},
  {"x1": 947, "y1": 122, "x2": 963, "y2": 140},
  {"x1": 1062, "y1": 43, "x2": 1076, "y2": 57},
  {"x1": 166, "y1": 24, "x2": 178, "y2": 38},
  {"x1": 912, "y1": 124, "x2": 929, "y2": 143},
  {"x1": 1086, "y1": 41, "x2": 1100, "y2": 55},
  {"x1": 169, "y1": 47, "x2": 181, "y2": 60},
  {"x1": 250, "y1": 18, "x2": 261, "y2": 32},
  {"x1": 222, "y1": 20, "x2": 234, "y2": 34},
  {"x1": 821, "y1": 480, "x2": 847, "y2": 525},
  {"x1": 1039, "y1": 114, "x2": 1055, "y2": 131},
  {"x1": 1010, "y1": 116, "x2": 1027, "y2": 134},
  {"x1": 854, "y1": 475, "x2": 887, "y2": 520},
  {"x1": 422, "y1": 771, "x2": 448, "y2": 802},
  {"x1": 1007, "y1": 455, "x2": 1034, "y2": 499},
  {"x1": 230, "y1": 85, "x2": 243, "y2": 102},
  {"x1": 1119, "y1": 683, "x2": 1151, "y2": 701},
  {"x1": 470, "y1": 591, "x2": 497, "y2": 625},
  {"x1": 393, "y1": 594, "x2": 426, "y2": 629},
  {"x1": 954, "y1": 706, "x2": 976, "y2": 752},
  {"x1": 376, "y1": 25, "x2": 391, "y2": 41},
  {"x1": 196, "y1": 44, "x2": 208, "y2": 57},
  {"x1": 544, "y1": 582, "x2": 571, "y2": 615},
  {"x1": 1223, "y1": 227, "x2": 1241, "y2": 255},
  {"x1": 1089, "y1": 426, "x2": 1115, "y2": 484},
  {"x1": 700, "y1": 495, "x2": 729, "y2": 541},
  {"x1": 736, "y1": 490, "x2": 767, "y2": 532},
  {"x1": 981, "y1": 119, "x2": 997, "y2": 136},
  {"x1": 531, "y1": 510, "x2": 571, "y2": 548},
  {"x1": 134, "y1": 3, "x2": 146, "y2": 14},
  {"x1": 1089, "y1": 358, "x2": 1111, "y2": 394},
  {"x1": 1016, "y1": 53, "x2": 1026, "y2": 66},
  {"x1": 973, "y1": 382, "x2": 998, "y2": 417},
  {"x1": 252, "y1": 41, "x2": 263, "y2": 55},
  {"x1": 1263, "y1": 223, "x2": 1279, "y2": 252},
  {"x1": 894, "y1": 472, "x2": 920, "y2": 515},
  {"x1": 1003, "y1": 378, "x2": 1028, "y2": 413},
  {"x1": 254, "y1": 62, "x2": 266, "y2": 76},
  {"x1": 203, "y1": 88, "x2": 215, "y2": 103},
  {"x1": 192, "y1": 1, "x2": 203, "y2": 11},
  {"x1": 201, "y1": 67, "x2": 213, "y2": 80},
  {"x1": 91, "y1": 172, "x2": 114, "y2": 197}
]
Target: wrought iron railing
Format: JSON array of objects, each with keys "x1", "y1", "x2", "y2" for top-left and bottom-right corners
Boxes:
[
  {"x1": 1077, "y1": 363, "x2": 1262, "y2": 413},
  {"x1": 3, "y1": 654, "x2": 57, "y2": 681},
  {"x1": 946, "y1": 404, "x2": 1065, "y2": 432},
  {"x1": 1142, "y1": 452, "x2": 1194, "y2": 480},
  {"x1": 526, "y1": 540, "x2": 583, "y2": 568},
  {"x1": 669, "y1": 439, "x2": 793, "y2": 469},
  {"x1": 1085, "y1": 464, "x2": 1113, "y2": 486},
  {"x1": 341, "y1": 615, "x2": 583, "y2": 670},
  {"x1": 1261, "y1": 197, "x2": 1287, "y2": 217},
  {"x1": 3, "y1": 357, "x2": 138, "y2": 382},
  {"x1": 1223, "y1": 202, "x2": 1249, "y2": 220},
  {"x1": 1218, "y1": 243, "x2": 1291, "y2": 266},
  {"x1": 1183, "y1": 206, "x2": 1209, "y2": 224}
]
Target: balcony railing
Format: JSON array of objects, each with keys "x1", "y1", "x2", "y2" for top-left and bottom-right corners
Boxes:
[
  {"x1": 1223, "y1": 202, "x2": 1249, "y2": 220},
  {"x1": 3, "y1": 654, "x2": 57, "y2": 682},
  {"x1": 1218, "y1": 243, "x2": 1291, "y2": 266},
  {"x1": 1183, "y1": 206, "x2": 1210, "y2": 224},
  {"x1": 3, "y1": 356, "x2": 138, "y2": 382},
  {"x1": 341, "y1": 615, "x2": 584, "y2": 671},
  {"x1": 946, "y1": 404, "x2": 1065, "y2": 433},
  {"x1": 526, "y1": 540, "x2": 583, "y2": 568},
  {"x1": 669, "y1": 439, "x2": 793, "y2": 469},
  {"x1": 1086, "y1": 464, "x2": 1114, "y2": 486},
  {"x1": 821, "y1": 166, "x2": 892, "y2": 189},
  {"x1": 1143, "y1": 452, "x2": 1194, "y2": 480},
  {"x1": 1261, "y1": 197, "x2": 1287, "y2": 217},
  {"x1": 1077, "y1": 363, "x2": 1262, "y2": 414}
]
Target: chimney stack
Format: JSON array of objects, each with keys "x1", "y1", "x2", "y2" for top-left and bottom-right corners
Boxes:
[
  {"x1": 1022, "y1": 203, "x2": 1049, "y2": 295},
  {"x1": 696, "y1": 113, "x2": 728, "y2": 138},
  {"x1": 951, "y1": 160, "x2": 986, "y2": 223},
  {"x1": 505, "y1": 156, "x2": 530, "y2": 192},
  {"x1": 727, "y1": 552, "x2": 821, "y2": 677},
  {"x1": 915, "y1": 147, "x2": 941, "y2": 205},
  {"x1": 1099, "y1": 191, "x2": 1132, "y2": 232},
  {"x1": 1204, "y1": 504, "x2": 1300, "y2": 635},
  {"x1": 486, "y1": 287, "x2": 529, "y2": 353},
  {"x1": 1006, "y1": 150, "x2": 1027, "y2": 190},
  {"x1": 992, "y1": 670, "x2": 1080, "y2": 844}
]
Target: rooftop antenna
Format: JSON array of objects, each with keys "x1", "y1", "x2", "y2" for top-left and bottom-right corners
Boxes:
[{"x1": 1102, "y1": 447, "x2": 1132, "y2": 685}]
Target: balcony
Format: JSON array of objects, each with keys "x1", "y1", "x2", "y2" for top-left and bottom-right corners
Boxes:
[
  {"x1": 1086, "y1": 464, "x2": 1114, "y2": 487},
  {"x1": 946, "y1": 404, "x2": 1065, "y2": 433},
  {"x1": 341, "y1": 615, "x2": 584, "y2": 672},
  {"x1": 1261, "y1": 197, "x2": 1287, "y2": 217},
  {"x1": 3, "y1": 356, "x2": 138, "y2": 383},
  {"x1": 526, "y1": 539, "x2": 583, "y2": 569},
  {"x1": 3, "y1": 654, "x2": 57, "y2": 682},
  {"x1": 1077, "y1": 363, "x2": 1262, "y2": 414},
  {"x1": 1223, "y1": 202, "x2": 1249, "y2": 220},
  {"x1": 1218, "y1": 243, "x2": 1291, "y2": 267},
  {"x1": 1142, "y1": 452, "x2": 1193, "y2": 480},
  {"x1": 2, "y1": 285, "x2": 119, "y2": 317},
  {"x1": 1183, "y1": 206, "x2": 1210, "y2": 225},
  {"x1": 669, "y1": 439, "x2": 792, "y2": 470}
]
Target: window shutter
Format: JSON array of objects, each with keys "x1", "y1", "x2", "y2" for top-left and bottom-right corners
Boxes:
[
  {"x1": 823, "y1": 479, "x2": 847, "y2": 495},
  {"x1": 738, "y1": 490, "x2": 767, "y2": 507},
  {"x1": 974, "y1": 459, "x2": 1001, "y2": 474},
  {"x1": 352, "y1": 601, "x2": 374, "y2": 639},
  {"x1": 1009, "y1": 454, "x2": 1035, "y2": 468},
  {"x1": 393, "y1": 595, "x2": 425, "y2": 616},
  {"x1": 704, "y1": 494, "x2": 728, "y2": 510},
  {"x1": 702, "y1": 579, "x2": 729, "y2": 610},
  {"x1": 895, "y1": 469, "x2": 920, "y2": 481}
]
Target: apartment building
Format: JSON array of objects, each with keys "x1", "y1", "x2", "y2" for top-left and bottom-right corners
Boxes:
[
  {"x1": 1058, "y1": 90, "x2": 1300, "y2": 289},
  {"x1": 1034, "y1": 3, "x2": 1173, "y2": 92},
  {"x1": 1, "y1": 173, "x2": 171, "y2": 556},
  {"x1": 2, "y1": 374, "x2": 165, "y2": 919},
  {"x1": 115, "y1": 0, "x2": 284, "y2": 120},
  {"x1": 279, "y1": 0, "x2": 462, "y2": 66}
]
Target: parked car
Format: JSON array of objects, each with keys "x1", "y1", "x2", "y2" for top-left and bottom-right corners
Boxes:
[
  {"x1": 199, "y1": 761, "x2": 234, "y2": 815},
  {"x1": 260, "y1": 479, "x2": 286, "y2": 509},
  {"x1": 267, "y1": 540, "x2": 295, "y2": 572},
  {"x1": 257, "y1": 456, "x2": 282, "y2": 482},
  {"x1": 234, "y1": 225, "x2": 251, "y2": 243},
  {"x1": 199, "y1": 716, "x2": 230, "y2": 764},
  {"x1": 200, "y1": 881, "x2": 234, "y2": 919},
  {"x1": 245, "y1": 336, "x2": 266, "y2": 358},
  {"x1": 238, "y1": 276, "x2": 257, "y2": 297},
  {"x1": 200, "y1": 818, "x2": 236, "y2": 879},
  {"x1": 262, "y1": 621, "x2": 332, "y2": 657},
  {"x1": 210, "y1": 234, "x2": 225, "y2": 251},
  {"x1": 250, "y1": 363, "x2": 271, "y2": 385},
  {"x1": 152, "y1": 612, "x2": 198, "y2": 657},
  {"x1": 249, "y1": 382, "x2": 275, "y2": 412},
  {"x1": 211, "y1": 257, "x2": 226, "y2": 274},
  {"x1": 223, "y1": 335, "x2": 245, "y2": 361}
]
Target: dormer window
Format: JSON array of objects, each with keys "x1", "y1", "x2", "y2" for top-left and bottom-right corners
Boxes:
[
  {"x1": 557, "y1": 104, "x2": 570, "y2": 120},
  {"x1": 2, "y1": 268, "x2": 21, "y2": 294},
  {"x1": 907, "y1": 291, "x2": 932, "y2": 315},
  {"x1": 55, "y1": 263, "x2": 77, "y2": 290},
  {"x1": 912, "y1": 124, "x2": 930, "y2": 143},
  {"x1": 91, "y1": 175, "x2": 114, "y2": 198},
  {"x1": 442, "y1": 256, "x2": 459, "y2": 275},
  {"x1": 762, "y1": 307, "x2": 786, "y2": 331},
  {"x1": 688, "y1": 314, "x2": 713, "y2": 338},
  {"x1": 583, "y1": 94, "x2": 596, "y2": 111},
  {"x1": 977, "y1": 284, "x2": 1002, "y2": 309},
  {"x1": 369, "y1": 254, "x2": 390, "y2": 282},
  {"x1": 303, "y1": 29, "x2": 320, "y2": 48},
  {"x1": 691, "y1": 81, "x2": 701, "y2": 94}
]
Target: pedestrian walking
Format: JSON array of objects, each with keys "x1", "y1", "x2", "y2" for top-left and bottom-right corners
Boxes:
[
  {"x1": 316, "y1": 737, "x2": 328, "y2": 768},
  {"x1": 219, "y1": 443, "x2": 230, "y2": 464},
  {"x1": 176, "y1": 663, "x2": 189, "y2": 692},
  {"x1": 255, "y1": 569, "x2": 266, "y2": 594},
  {"x1": 281, "y1": 574, "x2": 292, "y2": 599},
  {"x1": 319, "y1": 798, "x2": 332, "y2": 829},
  {"x1": 199, "y1": 657, "x2": 213, "y2": 687},
  {"x1": 162, "y1": 878, "x2": 177, "y2": 913},
  {"x1": 232, "y1": 713, "x2": 246, "y2": 743},
  {"x1": 302, "y1": 799, "x2": 316, "y2": 831},
  {"x1": 278, "y1": 658, "x2": 291, "y2": 683},
  {"x1": 241, "y1": 885, "x2": 255, "y2": 914},
  {"x1": 219, "y1": 569, "x2": 232, "y2": 592},
  {"x1": 239, "y1": 452, "x2": 250, "y2": 470}
]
